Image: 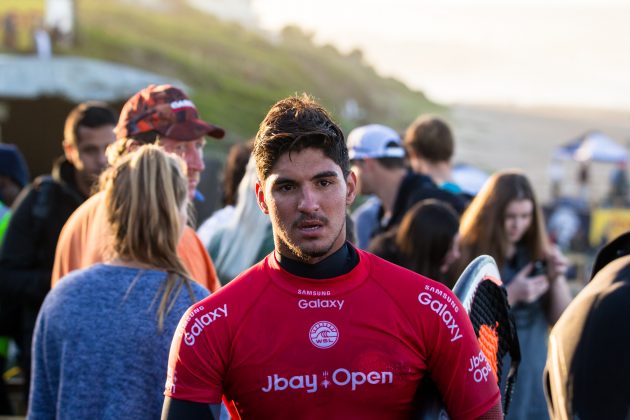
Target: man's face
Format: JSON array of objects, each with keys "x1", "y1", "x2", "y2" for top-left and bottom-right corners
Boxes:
[
  {"x1": 350, "y1": 159, "x2": 373, "y2": 195},
  {"x1": 65, "y1": 125, "x2": 116, "y2": 184},
  {"x1": 256, "y1": 148, "x2": 357, "y2": 264},
  {"x1": 158, "y1": 137, "x2": 206, "y2": 200}
]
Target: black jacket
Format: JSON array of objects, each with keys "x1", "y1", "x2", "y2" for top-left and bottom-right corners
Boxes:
[
  {"x1": 379, "y1": 171, "x2": 466, "y2": 233},
  {"x1": 0, "y1": 157, "x2": 85, "y2": 363}
]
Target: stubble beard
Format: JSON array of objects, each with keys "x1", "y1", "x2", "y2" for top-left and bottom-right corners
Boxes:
[{"x1": 275, "y1": 217, "x2": 346, "y2": 264}]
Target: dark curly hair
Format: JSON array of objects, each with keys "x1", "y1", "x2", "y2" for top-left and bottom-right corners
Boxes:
[{"x1": 253, "y1": 94, "x2": 349, "y2": 183}]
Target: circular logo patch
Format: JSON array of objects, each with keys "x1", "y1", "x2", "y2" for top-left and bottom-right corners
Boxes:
[{"x1": 309, "y1": 320, "x2": 339, "y2": 349}]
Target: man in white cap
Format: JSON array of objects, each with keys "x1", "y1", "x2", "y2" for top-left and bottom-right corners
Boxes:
[{"x1": 348, "y1": 124, "x2": 464, "y2": 249}]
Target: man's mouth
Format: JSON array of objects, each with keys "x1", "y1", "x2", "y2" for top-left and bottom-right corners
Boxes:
[
  {"x1": 298, "y1": 220, "x2": 323, "y2": 231},
  {"x1": 294, "y1": 216, "x2": 328, "y2": 236}
]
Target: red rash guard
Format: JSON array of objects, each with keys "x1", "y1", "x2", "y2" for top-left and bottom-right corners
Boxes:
[{"x1": 165, "y1": 249, "x2": 500, "y2": 419}]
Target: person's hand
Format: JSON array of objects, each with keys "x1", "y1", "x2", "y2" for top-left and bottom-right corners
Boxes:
[
  {"x1": 506, "y1": 263, "x2": 550, "y2": 306},
  {"x1": 546, "y1": 246, "x2": 568, "y2": 281}
]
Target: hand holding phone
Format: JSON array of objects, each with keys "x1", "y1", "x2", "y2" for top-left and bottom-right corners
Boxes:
[{"x1": 529, "y1": 260, "x2": 547, "y2": 277}]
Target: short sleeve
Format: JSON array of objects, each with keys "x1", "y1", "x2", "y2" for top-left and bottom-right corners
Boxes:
[{"x1": 164, "y1": 299, "x2": 230, "y2": 404}]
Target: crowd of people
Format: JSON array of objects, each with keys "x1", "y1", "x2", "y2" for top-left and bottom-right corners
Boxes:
[{"x1": 0, "y1": 84, "x2": 627, "y2": 419}]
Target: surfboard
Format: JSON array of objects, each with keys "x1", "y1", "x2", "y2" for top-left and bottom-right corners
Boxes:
[{"x1": 413, "y1": 255, "x2": 520, "y2": 419}]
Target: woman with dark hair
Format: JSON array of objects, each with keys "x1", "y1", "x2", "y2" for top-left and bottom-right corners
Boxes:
[
  {"x1": 28, "y1": 145, "x2": 209, "y2": 418},
  {"x1": 458, "y1": 169, "x2": 572, "y2": 420},
  {"x1": 370, "y1": 199, "x2": 461, "y2": 287}
]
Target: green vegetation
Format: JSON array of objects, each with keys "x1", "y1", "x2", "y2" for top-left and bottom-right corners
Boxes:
[{"x1": 64, "y1": 0, "x2": 442, "y2": 154}]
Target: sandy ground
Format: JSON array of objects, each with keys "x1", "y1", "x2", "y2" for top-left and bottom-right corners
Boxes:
[{"x1": 447, "y1": 104, "x2": 630, "y2": 204}]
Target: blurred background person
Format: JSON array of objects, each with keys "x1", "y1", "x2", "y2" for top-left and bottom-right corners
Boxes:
[
  {"x1": 348, "y1": 124, "x2": 464, "y2": 250},
  {"x1": 458, "y1": 169, "x2": 572, "y2": 420},
  {"x1": 404, "y1": 114, "x2": 462, "y2": 195},
  {"x1": 369, "y1": 199, "x2": 461, "y2": 287},
  {"x1": 0, "y1": 102, "x2": 116, "y2": 410},
  {"x1": 545, "y1": 231, "x2": 630, "y2": 419},
  {"x1": 51, "y1": 85, "x2": 224, "y2": 292},
  {"x1": 0, "y1": 143, "x2": 29, "y2": 415},
  {"x1": 197, "y1": 141, "x2": 253, "y2": 246},
  {"x1": 607, "y1": 160, "x2": 629, "y2": 207},
  {"x1": 28, "y1": 145, "x2": 209, "y2": 419},
  {"x1": 0, "y1": 143, "x2": 29, "y2": 235},
  {"x1": 206, "y1": 158, "x2": 273, "y2": 285},
  {"x1": 351, "y1": 194, "x2": 381, "y2": 249}
]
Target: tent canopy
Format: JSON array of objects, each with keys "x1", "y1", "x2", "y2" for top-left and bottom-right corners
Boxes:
[{"x1": 553, "y1": 131, "x2": 628, "y2": 163}]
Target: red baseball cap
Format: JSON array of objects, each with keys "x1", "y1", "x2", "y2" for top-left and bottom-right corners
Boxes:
[{"x1": 115, "y1": 84, "x2": 225, "y2": 141}]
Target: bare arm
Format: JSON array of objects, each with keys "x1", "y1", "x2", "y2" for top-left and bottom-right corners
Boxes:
[{"x1": 545, "y1": 246, "x2": 573, "y2": 324}]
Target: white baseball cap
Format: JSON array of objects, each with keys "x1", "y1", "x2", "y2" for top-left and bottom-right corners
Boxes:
[{"x1": 347, "y1": 124, "x2": 405, "y2": 160}]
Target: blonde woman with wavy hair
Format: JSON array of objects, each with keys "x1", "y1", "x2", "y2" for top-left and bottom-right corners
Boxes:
[
  {"x1": 28, "y1": 145, "x2": 209, "y2": 419},
  {"x1": 458, "y1": 169, "x2": 572, "y2": 420}
]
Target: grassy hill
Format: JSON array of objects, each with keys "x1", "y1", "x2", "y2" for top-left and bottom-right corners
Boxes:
[{"x1": 63, "y1": 0, "x2": 442, "y2": 154}]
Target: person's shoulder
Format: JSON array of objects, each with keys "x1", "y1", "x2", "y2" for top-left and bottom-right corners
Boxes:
[
  {"x1": 359, "y1": 250, "x2": 464, "y2": 325},
  {"x1": 7, "y1": 182, "x2": 38, "y2": 214},
  {"x1": 11, "y1": 174, "x2": 61, "y2": 210},
  {"x1": 568, "y1": 254, "x2": 630, "y2": 318},
  {"x1": 367, "y1": 230, "x2": 399, "y2": 262},
  {"x1": 407, "y1": 174, "x2": 465, "y2": 213},
  {"x1": 196, "y1": 205, "x2": 235, "y2": 245},
  {"x1": 218, "y1": 257, "x2": 271, "y2": 295},
  {"x1": 64, "y1": 191, "x2": 104, "y2": 225},
  {"x1": 189, "y1": 279, "x2": 211, "y2": 299},
  {"x1": 180, "y1": 226, "x2": 211, "y2": 258},
  {"x1": 176, "y1": 261, "x2": 271, "y2": 340},
  {"x1": 55, "y1": 191, "x2": 106, "y2": 249},
  {"x1": 440, "y1": 181, "x2": 463, "y2": 195},
  {"x1": 45, "y1": 264, "x2": 105, "y2": 304},
  {"x1": 190, "y1": 256, "x2": 271, "y2": 308},
  {"x1": 359, "y1": 249, "x2": 431, "y2": 290},
  {"x1": 588, "y1": 254, "x2": 630, "y2": 294},
  {"x1": 31, "y1": 174, "x2": 76, "y2": 202},
  {"x1": 352, "y1": 196, "x2": 381, "y2": 217}
]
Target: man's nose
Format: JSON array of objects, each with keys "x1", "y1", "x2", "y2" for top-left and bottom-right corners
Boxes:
[
  {"x1": 185, "y1": 147, "x2": 205, "y2": 173},
  {"x1": 297, "y1": 187, "x2": 319, "y2": 213}
]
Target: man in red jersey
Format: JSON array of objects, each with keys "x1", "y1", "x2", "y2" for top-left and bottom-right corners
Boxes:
[{"x1": 162, "y1": 94, "x2": 503, "y2": 419}]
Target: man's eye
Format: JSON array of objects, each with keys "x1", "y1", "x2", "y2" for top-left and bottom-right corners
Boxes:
[
  {"x1": 319, "y1": 180, "x2": 332, "y2": 187},
  {"x1": 278, "y1": 184, "x2": 294, "y2": 192}
]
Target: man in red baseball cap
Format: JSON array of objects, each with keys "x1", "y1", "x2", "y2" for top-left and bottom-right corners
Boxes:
[
  {"x1": 113, "y1": 84, "x2": 224, "y2": 199},
  {"x1": 51, "y1": 85, "x2": 223, "y2": 292}
]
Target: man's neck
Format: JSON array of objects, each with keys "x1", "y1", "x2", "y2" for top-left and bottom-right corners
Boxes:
[
  {"x1": 74, "y1": 171, "x2": 93, "y2": 197},
  {"x1": 411, "y1": 159, "x2": 452, "y2": 186},
  {"x1": 374, "y1": 168, "x2": 407, "y2": 217},
  {"x1": 276, "y1": 242, "x2": 359, "y2": 279}
]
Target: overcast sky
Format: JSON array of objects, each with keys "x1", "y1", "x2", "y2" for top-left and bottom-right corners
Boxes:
[{"x1": 252, "y1": 0, "x2": 630, "y2": 110}]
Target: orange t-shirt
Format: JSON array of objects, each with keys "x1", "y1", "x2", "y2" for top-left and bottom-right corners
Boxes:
[{"x1": 51, "y1": 192, "x2": 220, "y2": 292}]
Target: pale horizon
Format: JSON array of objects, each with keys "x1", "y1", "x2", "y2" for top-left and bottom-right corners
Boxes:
[{"x1": 251, "y1": 0, "x2": 630, "y2": 111}]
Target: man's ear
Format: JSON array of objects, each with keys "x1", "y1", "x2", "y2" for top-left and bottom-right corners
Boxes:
[
  {"x1": 255, "y1": 181, "x2": 269, "y2": 214},
  {"x1": 345, "y1": 171, "x2": 358, "y2": 206},
  {"x1": 62, "y1": 140, "x2": 77, "y2": 164}
]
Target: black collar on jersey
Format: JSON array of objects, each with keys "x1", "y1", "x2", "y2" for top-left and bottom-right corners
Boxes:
[{"x1": 277, "y1": 242, "x2": 359, "y2": 279}]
